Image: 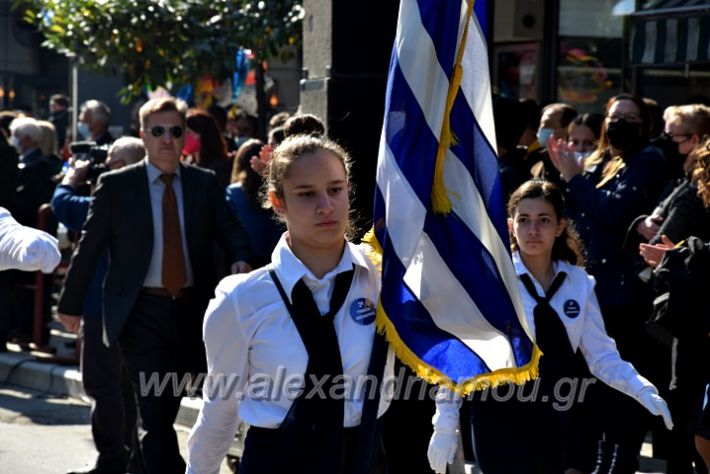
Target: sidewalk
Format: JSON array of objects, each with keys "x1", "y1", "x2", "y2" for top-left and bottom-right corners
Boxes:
[
  {"x1": 0, "y1": 322, "x2": 205, "y2": 435},
  {"x1": 0, "y1": 323, "x2": 668, "y2": 474}
]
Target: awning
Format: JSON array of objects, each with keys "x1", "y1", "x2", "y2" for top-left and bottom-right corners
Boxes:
[{"x1": 630, "y1": 0, "x2": 710, "y2": 66}]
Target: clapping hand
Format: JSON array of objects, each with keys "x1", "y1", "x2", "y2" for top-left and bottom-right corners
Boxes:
[
  {"x1": 548, "y1": 138, "x2": 584, "y2": 182},
  {"x1": 639, "y1": 235, "x2": 675, "y2": 268},
  {"x1": 249, "y1": 144, "x2": 274, "y2": 176}
]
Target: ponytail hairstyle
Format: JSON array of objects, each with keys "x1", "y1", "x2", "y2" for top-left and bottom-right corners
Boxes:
[{"x1": 507, "y1": 179, "x2": 585, "y2": 266}]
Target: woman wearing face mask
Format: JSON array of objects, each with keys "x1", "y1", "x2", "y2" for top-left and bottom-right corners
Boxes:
[
  {"x1": 549, "y1": 94, "x2": 668, "y2": 473},
  {"x1": 183, "y1": 109, "x2": 231, "y2": 188},
  {"x1": 530, "y1": 103, "x2": 578, "y2": 184},
  {"x1": 632, "y1": 104, "x2": 710, "y2": 245},
  {"x1": 567, "y1": 113, "x2": 603, "y2": 166}
]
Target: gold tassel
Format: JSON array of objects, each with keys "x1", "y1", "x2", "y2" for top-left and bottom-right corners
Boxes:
[
  {"x1": 432, "y1": 0, "x2": 476, "y2": 215},
  {"x1": 365, "y1": 227, "x2": 541, "y2": 395},
  {"x1": 376, "y1": 302, "x2": 542, "y2": 395}
]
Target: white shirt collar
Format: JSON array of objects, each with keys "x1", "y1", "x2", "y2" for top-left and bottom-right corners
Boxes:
[
  {"x1": 145, "y1": 158, "x2": 181, "y2": 183},
  {"x1": 271, "y1": 232, "x2": 369, "y2": 302},
  {"x1": 512, "y1": 251, "x2": 563, "y2": 291}
]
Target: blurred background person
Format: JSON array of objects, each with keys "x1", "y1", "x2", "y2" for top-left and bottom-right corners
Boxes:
[
  {"x1": 78, "y1": 100, "x2": 113, "y2": 146},
  {"x1": 9, "y1": 116, "x2": 56, "y2": 228},
  {"x1": 49, "y1": 93, "x2": 70, "y2": 151},
  {"x1": 227, "y1": 108, "x2": 257, "y2": 151},
  {"x1": 530, "y1": 102, "x2": 578, "y2": 183},
  {"x1": 493, "y1": 96, "x2": 529, "y2": 200},
  {"x1": 36, "y1": 119, "x2": 62, "y2": 175},
  {"x1": 207, "y1": 104, "x2": 234, "y2": 153},
  {"x1": 183, "y1": 109, "x2": 231, "y2": 188},
  {"x1": 226, "y1": 138, "x2": 284, "y2": 269},
  {"x1": 567, "y1": 113, "x2": 603, "y2": 166}
]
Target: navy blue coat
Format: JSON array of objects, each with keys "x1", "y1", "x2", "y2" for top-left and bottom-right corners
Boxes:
[{"x1": 564, "y1": 146, "x2": 667, "y2": 307}]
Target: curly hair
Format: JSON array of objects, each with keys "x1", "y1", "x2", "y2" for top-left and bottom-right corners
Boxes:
[
  {"x1": 507, "y1": 179, "x2": 586, "y2": 266},
  {"x1": 692, "y1": 138, "x2": 710, "y2": 208}
]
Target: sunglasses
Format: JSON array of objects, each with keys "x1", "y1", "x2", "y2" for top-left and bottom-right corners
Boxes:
[{"x1": 146, "y1": 125, "x2": 184, "y2": 139}]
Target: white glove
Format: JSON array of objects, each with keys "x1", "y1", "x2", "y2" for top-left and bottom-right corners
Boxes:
[
  {"x1": 427, "y1": 429, "x2": 458, "y2": 474},
  {"x1": 0, "y1": 209, "x2": 61, "y2": 273},
  {"x1": 428, "y1": 385, "x2": 462, "y2": 473},
  {"x1": 638, "y1": 388, "x2": 673, "y2": 430}
]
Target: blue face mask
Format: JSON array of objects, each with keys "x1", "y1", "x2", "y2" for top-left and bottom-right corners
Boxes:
[
  {"x1": 536, "y1": 128, "x2": 554, "y2": 148},
  {"x1": 574, "y1": 150, "x2": 592, "y2": 164},
  {"x1": 9, "y1": 135, "x2": 21, "y2": 152},
  {"x1": 77, "y1": 122, "x2": 91, "y2": 140}
]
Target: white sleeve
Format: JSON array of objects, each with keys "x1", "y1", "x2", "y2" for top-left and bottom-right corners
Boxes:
[
  {"x1": 432, "y1": 385, "x2": 462, "y2": 434},
  {"x1": 187, "y1": 276, "x2": 250, "y2": 474},
  {"x1": 0, "y1": 207, "x2": 60, "y2": 273},
  {"x1": 579, "y1": 278, "x2": 656, "y2": 400}
]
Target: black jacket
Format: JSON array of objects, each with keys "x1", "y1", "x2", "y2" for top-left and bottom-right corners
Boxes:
[
  {"x1": 565, "y1": 145, "x2": 667, "y2": 307},
  {"x1": 57, "y1": 160, "x2": 251, "y2": 345}
]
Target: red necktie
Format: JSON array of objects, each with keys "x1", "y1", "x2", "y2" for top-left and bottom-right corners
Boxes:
[{"x1": 160, "y1": 174, "x2": 186, "y2": 296}]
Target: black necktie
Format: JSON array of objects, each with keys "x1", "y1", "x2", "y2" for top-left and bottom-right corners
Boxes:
[{"x1": 519, "y1": 272, "x2": 570, "y2": 356}]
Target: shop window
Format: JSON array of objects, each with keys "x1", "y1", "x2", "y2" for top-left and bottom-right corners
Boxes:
[{"x1": 557, "y1": 0, "x2": 625, "y2": 113}]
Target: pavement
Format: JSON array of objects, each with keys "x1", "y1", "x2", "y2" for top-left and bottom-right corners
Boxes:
[
  {"x1": 0, "y1": 322, "x2": 669, "y2": 473},
  {"x1": 0, "y1": 321, "x2": 245, "y2": 463}
]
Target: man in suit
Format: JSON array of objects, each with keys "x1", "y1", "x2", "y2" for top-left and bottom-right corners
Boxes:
[
  {"x1": 53, "y1": 137, "x2": 146, "y2": 474},
  {"x1": 57, "y1": 97, "x2": 252, "y2": 474}
]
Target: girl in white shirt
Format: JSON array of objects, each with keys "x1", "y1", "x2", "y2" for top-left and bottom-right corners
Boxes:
[
  {"x1": 427, "y1": 179, "x2": 673, "y2": 474},
  {"x1": 187, "y1": 135, "x2": 392, "y2": 474}
]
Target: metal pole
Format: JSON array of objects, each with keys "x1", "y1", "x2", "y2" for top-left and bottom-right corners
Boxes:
[{"x1": 71, "y1": 61, "x2": 79, "y2": 142}]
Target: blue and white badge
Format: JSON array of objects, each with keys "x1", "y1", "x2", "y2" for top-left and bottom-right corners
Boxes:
[
  {"x1": 350, "y1": 298, "x2": 376, "y2": 325},
  {"x1": 563, "y1": 299, "x2": 581, "y2": 318}
]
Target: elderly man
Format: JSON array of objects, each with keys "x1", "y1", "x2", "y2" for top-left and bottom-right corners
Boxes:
[
  {"x1": 9, "y1": 117, "x2": 56, "y2": 228},
  {"x1": 52, "y1": 137, "x2": 146, "y2": 474},
  {"x1": 79, "y1": 100, "x2": 114, "y2": 145},
  {"x1": 57, "y1": 97, "x2": 251, "y2": 474}
]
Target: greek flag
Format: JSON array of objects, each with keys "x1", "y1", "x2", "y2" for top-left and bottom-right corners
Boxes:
[{"x1": 366, "y1": 0, "x2": 539, "y2": 394}]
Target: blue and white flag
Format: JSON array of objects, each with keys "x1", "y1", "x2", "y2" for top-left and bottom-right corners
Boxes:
[{"x1": 366, "y1": 0, "x2": 539, "y2": 394}]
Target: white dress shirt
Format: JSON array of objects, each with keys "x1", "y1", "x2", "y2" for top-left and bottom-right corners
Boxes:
[
  {"x1": 510, "y1": 251, "x2": 655, "y2": 397},
  {"x1": 187, "y1": 234, "x2": 394, "y2": 474}
]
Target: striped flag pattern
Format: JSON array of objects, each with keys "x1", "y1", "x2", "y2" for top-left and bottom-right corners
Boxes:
[{"x1": 366, "y1": 0, "x2": 540, "y2": 394}]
